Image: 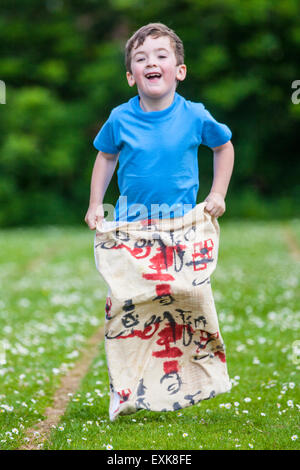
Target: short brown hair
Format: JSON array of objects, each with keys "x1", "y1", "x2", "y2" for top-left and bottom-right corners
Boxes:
[{"x1": 125, "y1": 23, "x2": 184, "y2": 73}]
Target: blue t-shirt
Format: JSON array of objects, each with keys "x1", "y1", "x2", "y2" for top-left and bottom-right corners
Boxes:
[{"x1": 93, "y1": 92, "x2": 232, "y2": 222}]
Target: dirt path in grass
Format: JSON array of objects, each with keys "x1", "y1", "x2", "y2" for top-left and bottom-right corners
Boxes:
[
  {"x1": 283, "y1": 225, "x2": 300, "y2": 261},
  {"x1": 18, "y1": 325, "x2": 105, "y2": 450}
]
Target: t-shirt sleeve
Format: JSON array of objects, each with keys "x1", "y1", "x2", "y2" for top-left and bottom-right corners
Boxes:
[
  {"x1": 93, "y1": 112, "x2": 120, "y2": 154},
  {"x1": 201, "y1": 107, "x2": 232, "y2": 148}
]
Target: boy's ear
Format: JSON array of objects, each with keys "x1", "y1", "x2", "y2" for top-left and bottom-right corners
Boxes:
[
  {"x1": 176, "y1": 64, "x2": 187, "y2": 82},
  {"x1": 126, "y1": 71, "x2": 136, "y2": 87}
]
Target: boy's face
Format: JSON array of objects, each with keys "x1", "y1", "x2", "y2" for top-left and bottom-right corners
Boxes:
[{"x1": 126, "y1": 35, "x2": 186, "y2": 101}]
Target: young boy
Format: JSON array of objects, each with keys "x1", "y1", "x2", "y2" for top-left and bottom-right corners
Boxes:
[
  {"x1": 85, "y1": 22, "x2": 234, "y2": 228},
  {"x1": 85, "y1": 23, "x2": 234, "y2": 420}
]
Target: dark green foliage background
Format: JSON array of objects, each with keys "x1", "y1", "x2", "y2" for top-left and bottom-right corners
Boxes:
[{"x1": 0, "y1": 0, "x2": 299, "y2": 226}]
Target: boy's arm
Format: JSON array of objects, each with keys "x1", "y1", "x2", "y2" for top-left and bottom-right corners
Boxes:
[
  {"x1": 85, "y1": 150, "x2": 119, "y2": 230},
  {"x1": 204, "y1": 140, "x2": 234, "y2": 218}
]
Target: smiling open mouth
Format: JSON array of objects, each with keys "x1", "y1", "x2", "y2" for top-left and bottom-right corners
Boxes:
[{"x1": 145, "y1": 73, "x2": 162, "y2": 80}]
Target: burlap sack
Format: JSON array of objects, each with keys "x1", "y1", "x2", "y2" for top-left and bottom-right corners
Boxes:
[{"x1": 94, "y1": 202, "x2": 231, "y2": 421}]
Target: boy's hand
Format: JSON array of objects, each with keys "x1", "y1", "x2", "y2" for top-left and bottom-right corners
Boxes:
[
  {"x1": 84, "y1": 204, "x2": 104, "y2": 230},
  {"x1": 204, "y1": 192, "x2": 225, "y2": 218}
]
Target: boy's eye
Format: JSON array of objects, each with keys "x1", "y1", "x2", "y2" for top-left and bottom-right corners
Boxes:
[{"x1": 136, "y1": 55, "x2": 166, "y2": 62}]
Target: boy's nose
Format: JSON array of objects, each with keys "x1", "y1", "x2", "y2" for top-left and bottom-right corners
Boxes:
[{"x1": 146, "y1": 55, "x2": 157, "y2": 67}]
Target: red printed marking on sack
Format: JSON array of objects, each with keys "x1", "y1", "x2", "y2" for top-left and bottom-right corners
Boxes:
[
  {"x1": 117, "y1": 388, "x2": 132, "y2": 404},
  {"x1": 195, "y1": 330, "x2": 219, "y2": 351},
  {"x1": 163, "y1": 360, "x2": 179, "y2": 374},
  {"x1": 117, "y1": 323, "x2": 160, "y2": 340},
  {"x1": 155, "y1": 284, "x2": 172, "y2": 296},
  {"x1": 112, "y1": 243, "x2": 151, "y2": 259},
  {"x1": 214, "y1": 350, "x2": 226, "y2": 362},
  {"x1": 192, "y1": 238, "x2": 214, "y2": 271},
  {"x1": 142, "y1": 245, "x2": 185, "y2": 281},
  {"x1": 152, "y1": 322, "x2": 187, "y2": 359}
]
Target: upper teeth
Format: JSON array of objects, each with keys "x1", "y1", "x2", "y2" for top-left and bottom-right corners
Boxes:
[{"x1": 146, "y1": 73, "x2": 161, "y2": 78}]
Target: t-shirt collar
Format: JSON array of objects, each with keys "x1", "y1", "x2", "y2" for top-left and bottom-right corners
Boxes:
[{"x1": 131, "y1": 92, "x2": 180, "y2": 119}]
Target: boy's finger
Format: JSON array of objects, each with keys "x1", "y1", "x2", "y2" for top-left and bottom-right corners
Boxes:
[
  {"x1": 205, "y1": 202, "x2": 217, "y2": 215},
  {"x1": 95, "y1": 216, "x2": 104, "y2": 228},
  {"x1": 86, "y1": 215, "x2": 96, "y2": 230},
  {"x1": 96, "y1": 208, "x2": 104, "y2": 218},
  {"x1": 89, "y1": 220, "x2": 96, "y2": 230},
  {"x1": 205, "y1": 201, "x2": 214, "y2": 212}
]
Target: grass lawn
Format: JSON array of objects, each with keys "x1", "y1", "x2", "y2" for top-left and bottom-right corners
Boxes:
[{"x1": 0, "y1": 220, "x2": 299, "y2": 450}]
